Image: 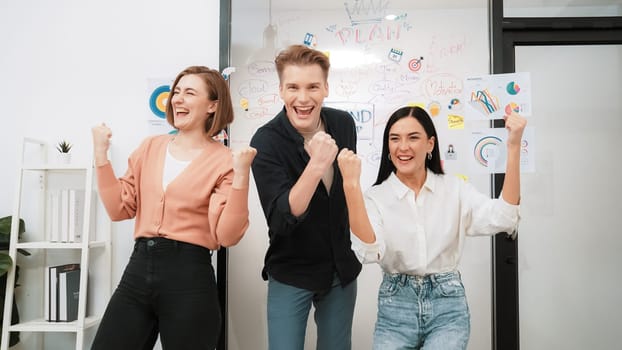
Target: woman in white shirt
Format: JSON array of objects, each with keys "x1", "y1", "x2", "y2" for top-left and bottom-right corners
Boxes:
[{"x1": 337, "y1": 106, "x2": 526, "y2": 350}]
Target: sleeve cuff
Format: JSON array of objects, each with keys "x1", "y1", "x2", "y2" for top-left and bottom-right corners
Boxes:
[
  {"x1": 350, "y1": 233, "x2": 384, "y2": 264},
  {"x1": 226, "y1": 186, "x2": 250, "y2": 217},
  {"x1": 96, "y1": 162, "x2": 118, "y2": 190},
  {"x1": 276, "y1": 190, "x2": 308, "y2": 225},
  {"x1": 497, "y1": 193, "x2": 521, "y2": 236}
]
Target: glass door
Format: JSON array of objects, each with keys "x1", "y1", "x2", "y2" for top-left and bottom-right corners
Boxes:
[{"x1": 515, "y1": 44, "x2": 622, "y2": 349}]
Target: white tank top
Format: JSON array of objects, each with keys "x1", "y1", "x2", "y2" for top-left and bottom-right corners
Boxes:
[{"x1": 162, "y1": 143, "x2": 191, "y2": 191}]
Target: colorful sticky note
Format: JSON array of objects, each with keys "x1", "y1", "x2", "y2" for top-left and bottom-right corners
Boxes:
[
  {"x1": 240, "y1": 98, "x2": 249, "y2": 111},
  {"x1": 407, "y1": 102, "x2": 425, "y2": 108},
  {"x1": 455, "y1": 173, "x2": 469, "y2": 182},
  {"x1": 447, "y1": 114, "x2": 464, "y2": 130}
]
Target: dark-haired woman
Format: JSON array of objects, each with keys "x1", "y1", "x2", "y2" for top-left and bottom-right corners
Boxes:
[{"x1": 337, "y1": 106, "x2": 526, "y2": 350}]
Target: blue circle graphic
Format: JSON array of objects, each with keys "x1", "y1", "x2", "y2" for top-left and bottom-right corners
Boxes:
[{"x1": 149, "y1": 85, "x2": 171, "y2": 119}]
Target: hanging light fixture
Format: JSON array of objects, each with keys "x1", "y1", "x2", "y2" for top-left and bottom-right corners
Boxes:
[{"x1": 247, "y1": 0, "x2": 280, "y2": 64}]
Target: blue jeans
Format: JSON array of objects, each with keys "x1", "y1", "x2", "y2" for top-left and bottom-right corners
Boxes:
[
  {"x1": 267, "y1": 275, "x2": 357, "y2": 350},
  {"x1": 91, "y1": 237, "x2": 221, "y2": 350},
  {"x1": 373, "y1": 271, "x2": 470, "y2": 350}
]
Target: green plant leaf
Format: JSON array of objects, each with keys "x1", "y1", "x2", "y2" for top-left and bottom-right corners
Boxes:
[
  {"x1": 0, "y1": 216, "x2": 25, "y2": 237},
  {"x1": 0, "y1": 216, "x2": 25, "y2": 251},
  {"x1": 0, "y1": 253, "x2": 13, "y2": 276},
  {"x1": 56, "y1": 140, "x2": 72, "y2": 153}
]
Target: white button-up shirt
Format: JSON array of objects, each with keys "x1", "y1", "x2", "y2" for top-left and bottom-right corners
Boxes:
[{"x1": 351, "y1": 170, "x2": 520, "y2": 275}]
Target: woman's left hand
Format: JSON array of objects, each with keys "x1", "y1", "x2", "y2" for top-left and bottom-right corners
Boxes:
[{"x1": 504, "y1": 111, "x2": 527, "y2": 147}]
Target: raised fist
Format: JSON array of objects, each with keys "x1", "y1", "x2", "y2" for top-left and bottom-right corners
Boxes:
[
  {"x1": 307, "y1": 131, "x2": 338, "y2": 173},
  {"x1": 232, "y1": 146, "x2": 257, "y2": 173},
  {"x1": 92, "y1": 123, "x2": 112, "y2": 154},
  {"x1": 337, "y1": 148, "x2": 361, "y2": 185}
]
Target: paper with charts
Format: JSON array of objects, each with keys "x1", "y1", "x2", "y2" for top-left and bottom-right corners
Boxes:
[
  {"x1": 469, "y1": 127, "x2": 535, "y2": 174},
  {"x1": 464, "y1": 72, "x2": 532, "y2": 120}
]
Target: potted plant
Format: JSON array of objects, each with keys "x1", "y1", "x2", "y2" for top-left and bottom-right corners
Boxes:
[{"x1": 56, "y1": 140, "x2": 73, "y2": 164}]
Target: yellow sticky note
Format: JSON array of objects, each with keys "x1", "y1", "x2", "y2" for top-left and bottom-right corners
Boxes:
[
  {"x1": 447, "y1": 114, "x2": 464, "y2": 130},
  {"x1": 240, "y1": 98, "x2": 249, "y2": 111},
  {"x1": 455, "y1": 173, "x2": 469, "y2": 182},
  {"x1": 407, "y1": 102, "x2": 425, "y2": 108}
]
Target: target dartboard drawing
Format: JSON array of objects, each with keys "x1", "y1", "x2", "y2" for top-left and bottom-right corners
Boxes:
[
  {"x1": 408, "y1": 57, "x2": 424, "y2": 72},
  {"x1": 149, "y1": 85, "x2": 171, "y2": 119}
]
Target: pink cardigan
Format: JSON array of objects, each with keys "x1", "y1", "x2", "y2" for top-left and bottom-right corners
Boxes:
[{"x1": 96, "y1": 134, "x2": 249, "y2": 250}]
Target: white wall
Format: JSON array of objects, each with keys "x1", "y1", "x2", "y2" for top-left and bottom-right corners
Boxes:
[{"x1": 0, "y1": 0, "x2": 220, "y2": 348}]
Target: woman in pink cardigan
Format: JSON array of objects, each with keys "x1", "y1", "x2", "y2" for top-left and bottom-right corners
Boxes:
[{"x1": 90, "y1": 66, "x2": 256, "y2": 350}]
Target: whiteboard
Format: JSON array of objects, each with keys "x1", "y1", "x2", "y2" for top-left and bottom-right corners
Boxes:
[{"x1": 228, "y1": 1, "x2": 494, "y2": 349}]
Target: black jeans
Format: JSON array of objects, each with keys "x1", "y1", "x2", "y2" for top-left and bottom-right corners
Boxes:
[{"x1": 91, "y1": 237, "x2": 221, "y2": 350}]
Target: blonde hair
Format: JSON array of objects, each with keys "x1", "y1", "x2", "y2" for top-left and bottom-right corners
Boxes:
[{"x1": 274, "y1": 45, "x2": 330, "y2": 82}]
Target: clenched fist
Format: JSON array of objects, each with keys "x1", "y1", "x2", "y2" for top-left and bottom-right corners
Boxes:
[
  {"x1": 337, "y1": 148, "x2": 361, "y2": 186},
  {"x1": 232, "y1": 146, "x2": 257, "y2": 174},
  {"x1": 504, "y1": 111, "x2": 527, "y2": 148},
  {"x1": 307, "y1": 131, "x2": 338, "y2": 173},
  {"x1": 92, "y1": 123, "x2": 112, "y2": 153},
  {"x1": 92, "y1": 123, "x2": 112, "y2": 166}
]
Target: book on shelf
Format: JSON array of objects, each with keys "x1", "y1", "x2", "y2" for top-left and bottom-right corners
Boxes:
[
  {"x1": 44, "y1": 265, "x2": 50, "y2": 321},
  {"x1": 46, "y1": 189, "x2": 97, "y2": 243},
  {"x1": 47, "y1": 190, "x2": 61, "y2": 242},
  {"x1": 58, "y1": 266, "x2": 80, "y2": 322},
  {"x1": 60, "y1": 189, "x2": 69, "y2": 242},
  {"x1": 45, "y1": 263, "x2": 80, "y2": 322},
  {"x1": 46, "y1": 265, "x2": 58, "y2": 321},
  {"x1": 68, "y1": 189, "x2": 84, "y2": 242}
]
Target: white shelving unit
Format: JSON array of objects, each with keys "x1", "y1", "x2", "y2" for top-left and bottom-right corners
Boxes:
[{"x1": 1, "y1": 138, "x2": 112, "y2": 350}]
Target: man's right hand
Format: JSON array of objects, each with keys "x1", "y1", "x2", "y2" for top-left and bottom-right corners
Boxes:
[{"x1": 307, "y1": 131, "x2": 338, "y2": 173}]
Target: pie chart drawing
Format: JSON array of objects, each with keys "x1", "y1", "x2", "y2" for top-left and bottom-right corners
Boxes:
[
  {"x1": 506, "y1": 81, "x2": 520, "y2": 95},
  {"x1": 505, "y1": 102, "x2": 520, "y2": 115},
  {"x1": 474, "y1": 135, "x2": 504, "y2": 168}
]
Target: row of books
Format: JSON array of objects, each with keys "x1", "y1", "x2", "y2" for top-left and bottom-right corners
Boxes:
[
  {"x1": 45, "y1": 189, "x2": 96, "y2": 243},
  {"x1": 44, "y1": 263, "x2": 81, "y2": 322}
]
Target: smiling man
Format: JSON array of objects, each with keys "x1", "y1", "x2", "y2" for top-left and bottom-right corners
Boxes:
[{"x1": 250, "y1": 45, "x2": 362, "y2": 350}]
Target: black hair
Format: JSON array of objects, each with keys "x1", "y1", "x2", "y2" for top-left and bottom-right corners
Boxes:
[{"x1": 374, "y1": 106, "x2": 444, "y2": 185}]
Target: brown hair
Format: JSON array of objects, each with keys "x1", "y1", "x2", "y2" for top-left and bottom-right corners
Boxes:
[
  {"x1": 274, "y1": 45, "x2": 330, "y2": 82},
  {"x1": 165, "y1": 66, "x2": 234, "y2": 137}
]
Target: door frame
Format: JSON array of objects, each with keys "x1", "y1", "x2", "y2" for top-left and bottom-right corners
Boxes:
[
  {"x1": 489, "y1": 1, "x2": 622, "y2": 349},
  {"x1": 218, "y1": 2, "x2": 232, "y2": 350}
]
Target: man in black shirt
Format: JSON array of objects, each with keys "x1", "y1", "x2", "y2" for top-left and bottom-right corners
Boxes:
[{"x1": 250, "y1": 45, "x2": 362, "y2": 350}]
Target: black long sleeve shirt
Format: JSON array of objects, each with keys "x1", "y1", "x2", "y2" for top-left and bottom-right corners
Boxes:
[{"x1": 250, "y1": 107, "x2": 362, "y2": 291}]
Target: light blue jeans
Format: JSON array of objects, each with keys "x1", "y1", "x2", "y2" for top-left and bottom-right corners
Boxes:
[
  {"x1": 373, "y1": 271, "x2": 470, "y2": 350},
  {"x1": 267, "y1": 275, "x2": 357, "y2": 350}
]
